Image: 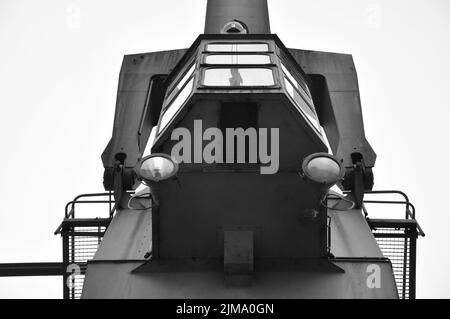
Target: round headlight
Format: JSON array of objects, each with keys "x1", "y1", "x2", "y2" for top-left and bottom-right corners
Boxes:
[
  {"x1": 301, "y1": 153, "x2": 344, "y2": 186},
  {"x1": 136, "y1": 153, "x2": 179, "y2": 183}
]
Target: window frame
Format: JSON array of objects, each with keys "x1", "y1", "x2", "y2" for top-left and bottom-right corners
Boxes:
[
  {"x1": 281, "y1": 66, "x2": 316, "y2": 114},
  {"x1": 198, "y1": 41, "x2": 280, "y2": 89},
  {"x1": 280, "y1": 62, "x2": 313, "y2": 102},
  {"x1": 157, "y1": 75, "x2": 195, "y2": 136},
  {"x1": 204, "y1": 42, "x2": 273, "y2": 53},
  {"x1": 202, "y1": 53, "x2": 273, "y2": 65},
  {"x1": 165, "y1": 60, "x2": 197, "y2": 102},
  {"x1": 199, "y1": 66, "x2": 278, "y2": 88},
  {"x1": 276, "y1": 55, "x2": 322, "y2": 134},
  {"x1": 283, "y1": 75, "x2": 322, "y2": 134}
]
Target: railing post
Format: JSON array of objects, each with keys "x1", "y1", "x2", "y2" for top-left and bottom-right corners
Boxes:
[
  {"x1": 62, "y1": 232, "x2": 69, "y2": 299},
  {"x1": 402, "y1": 235, "x2": 408, "y2": 298},
  {"x1": 409, "y1": 231, "x2": 418, "y2": 299}
]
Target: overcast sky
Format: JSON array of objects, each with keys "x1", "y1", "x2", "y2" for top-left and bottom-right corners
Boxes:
[{"x1": 0, "y1": 0, "x2": 449, "y2": 298}]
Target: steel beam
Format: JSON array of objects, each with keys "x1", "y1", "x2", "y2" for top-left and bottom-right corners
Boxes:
[{"x1": 0, "y1": 262, "x2": 65, "y2": 277}]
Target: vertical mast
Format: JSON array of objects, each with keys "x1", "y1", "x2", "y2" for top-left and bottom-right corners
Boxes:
[{"x1": 204, "y1": 0, "x2": 271, "y2": 34}]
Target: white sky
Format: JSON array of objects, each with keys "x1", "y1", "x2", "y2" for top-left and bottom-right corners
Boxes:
[{"x1": 0, "y1": 0, "x2": 449, "y2": 298}]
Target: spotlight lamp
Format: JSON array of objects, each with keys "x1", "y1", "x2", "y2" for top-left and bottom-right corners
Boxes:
[
  {"x1": 301, "y1": 152, "x2": 344, "y2": 188},
  {"x1": 135, "y1": 153, "x2": 179, "y2": 184}
]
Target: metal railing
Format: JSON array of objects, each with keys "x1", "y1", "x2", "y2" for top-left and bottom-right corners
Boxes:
[
  {"x1": 55, "y1": 190, "x2": 423, "y2": 299},
  {"x1": 54, "y1": 192, "x2": 116, "y2": 299},
  {"x1": 361, "y1": 190, "x2": 424, "y2": 299}
]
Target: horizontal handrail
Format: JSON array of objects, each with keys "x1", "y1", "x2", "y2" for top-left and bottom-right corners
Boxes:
[
  {"x1": 343, "y1": 189, "x2": 424, "y2": 237},
  {"x1": 362, "y1": 190, "x2": 410, "y2": 203},
  {"x1": 65, "y1": 200, "x2": 115, "y2": 218},
  {"x1": 55, "y1": 193, "x2": 117, "y2": 235},
  {"x1": 363, "y1": 200, "x2": 416, "y2": 219},
  {"x1": 66, "y1": 192, "x2": 116, "y2": 218}
]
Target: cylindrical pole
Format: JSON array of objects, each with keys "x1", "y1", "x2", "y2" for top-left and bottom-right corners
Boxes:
[{"x1": 204, "y1": 0, "x2": 271, "y2": 34}]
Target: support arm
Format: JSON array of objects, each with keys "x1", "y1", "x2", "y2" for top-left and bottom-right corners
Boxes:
[
  {"x1": 101, "y1": 49, "x2": 186, "y2": 204},
  {"x1": 289, "y1": 49, "x2": 376, "y2": 203}
]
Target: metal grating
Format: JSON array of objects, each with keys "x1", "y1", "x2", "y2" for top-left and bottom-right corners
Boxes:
[
  {"x1": 67, "y1": 226, "x2": 105, "y2": 299},
  {"x1": 67, "y1": 273, "x2": 85, "y2": 300},
  {"x1": 362, "y1": 190, "x2": 424, "y2": 299},
  {"x1": 372, "y1": 227, "x2": 413, "y2": 299},
  {"x1": 56, "y1": 192, "x2": 116, "y2": 299}
]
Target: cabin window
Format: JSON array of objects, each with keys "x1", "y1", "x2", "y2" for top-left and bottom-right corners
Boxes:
[
  {"x1": 284, "y1": 76, "x2": 321, "y2": 132},
  {"x1": 204, "y1": 54, "x2": 271, "y2": 65},
  {"x1": 281, "y1": 63, "x2": 311, "y2": 99},
  {"x1": 158, "y1": 77, "x2": 194, "y2": 133},
  {"x1": 202, "y1": 68, "x2": 275, "y2": 87},
  {"x1": 166, "y1": 63, "x2": 196, "y2": 103},
  {"x1": 206, "y1": 43, "x2": 269, "y2": 52}
]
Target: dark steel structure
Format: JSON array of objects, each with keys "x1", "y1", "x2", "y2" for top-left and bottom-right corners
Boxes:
[{"x1": 0, "y1": 0, "x2": 424, "y2": 299}]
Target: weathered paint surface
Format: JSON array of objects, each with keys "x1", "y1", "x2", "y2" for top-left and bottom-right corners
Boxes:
[{"x1": 82, "y1": 259, "x2": 397, "y2": 299}]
